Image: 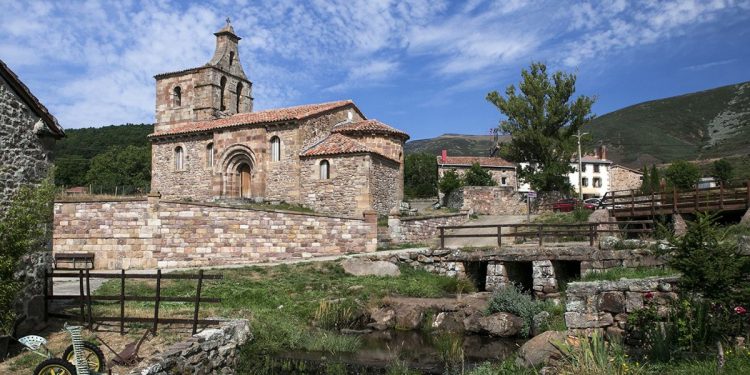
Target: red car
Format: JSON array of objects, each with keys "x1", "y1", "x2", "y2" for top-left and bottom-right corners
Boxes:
[{"x1": 552, "y1": 198, "x2": 596, "y2": 212}]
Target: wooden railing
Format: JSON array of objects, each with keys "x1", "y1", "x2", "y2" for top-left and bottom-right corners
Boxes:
[
  {"x1": 438, "y1": 220, "x2": 654, "y2": 248},
  {"x1": 600, "y1": 181, "x2": 750, "y2": 217},
  {"x1": 45, "y1": 269, "x2": 223, "y2": 335}
]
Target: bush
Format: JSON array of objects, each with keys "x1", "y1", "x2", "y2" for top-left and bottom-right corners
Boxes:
[
  {"x1": 486, "y1": 284, "x2": 548, "y2": 337},
  {"x1": 438, "y1": 169, "x2": 463, "y2": 203},
  {"x1": 463, "y1": 163, "x2": 496, "y2": 186},
  {"x1": 664, "y1": 160, "x2": 700, "y2": 190}
]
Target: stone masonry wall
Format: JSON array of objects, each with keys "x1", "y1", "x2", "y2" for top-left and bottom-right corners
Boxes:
[
  {"x1": 131, "y1": 319, "x2": 251, "y2": 375},
  {"x1": 610, "y1": 166, "x2": 643, "y2": 192},
  {"x1": 388, "y1": 213, "x2": 468, "y2": 245},
  {"x1": 565, "y1": 277, "x2": 679, "y2": 336},
  {"x1": 151, "y1": 134, "x2": 214, "y2": 201},
  {"x1": 53, "y1": 198, "x2": 377, "y2": 270},
  {"x1": 448, "y1": 186, "x2": 528, "y2": 215},
  {"x1": 265, "y1": 124, "x2": 301, "y2": 203},
  {"x1": 301, "y1": 154, "x2": 371, "y2": 217},
  {"x1": 0, "y1": 76, "x2": 55, "y2": 216},
  {"x1": 370, "y1": 155, "x2": 401, "y2": 215}
]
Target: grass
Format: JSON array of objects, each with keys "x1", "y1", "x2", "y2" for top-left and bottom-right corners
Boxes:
[
  {"x1": 377, "y1": 242, "x2": 429, "y2": 251},
  {"x1": 580, "y1": 267, "x2": 679, "y2": 282}
]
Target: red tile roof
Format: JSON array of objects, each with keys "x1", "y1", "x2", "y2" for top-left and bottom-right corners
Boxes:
[
  {"x1": 150, "y1": 100, "x2": 359, "y2": 137},
  {"x1": 0, "y1": 59, "x2": 64, "y2": 138},
  {"x1": 301, "y1": 133, "x2": 397, "y2": 162},
  {"x1": 332, "y1": 119, "x2": 409, "y2": 140},
  {"x1": 437, "y1": 156, "x2": 515, "y2": 168}
]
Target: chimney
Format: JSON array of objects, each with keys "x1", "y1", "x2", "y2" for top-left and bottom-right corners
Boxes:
[
  {"x1": 599, "y1": 145, "x2": 607, "y2": 160},
  {"x1": 441, "y1": 150, "x2": 447, "y2": 163}
]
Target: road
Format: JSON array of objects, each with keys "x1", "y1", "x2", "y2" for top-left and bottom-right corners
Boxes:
[{"x1": 443, "y1": 214, "x2": 536, "y2": 248}]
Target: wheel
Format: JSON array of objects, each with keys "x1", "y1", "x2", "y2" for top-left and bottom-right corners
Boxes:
[
  {"x1": 62, "y1": 341, "x2": 106, "y2": 373},
  {"x1": 33, "y1": 358, "x2": 77, "y2": 375}
]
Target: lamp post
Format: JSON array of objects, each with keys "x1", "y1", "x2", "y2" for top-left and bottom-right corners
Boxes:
[{"x1": 574, "y1": 130, "x2": 589, "y2": 201}]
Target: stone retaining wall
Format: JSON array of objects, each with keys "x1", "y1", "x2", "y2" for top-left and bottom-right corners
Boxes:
[
  {"x1": 386, "y1": 213, "x2": 468, "y2": 245},
  {"x1": 564, "y1": 276, "x2": 680, "y2": 335},
  {"x1": 53, "y1": 197, "x2": 377, "y2": 269},
  {"x1": 447, "y1": 186, "x2": 528, "y2": 215},
  {"x1": 13, "y1": 252, "x2": 52, "y2": 336},
  {"x1": 131, "y1": 319, "x2": 251, "y2": 375}
]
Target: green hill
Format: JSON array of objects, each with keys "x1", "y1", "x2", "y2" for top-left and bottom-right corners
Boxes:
[
  {"x1": 587, "y1": 81, "x2": 750, "y2": 167},
  {"x1": 405, "y1": 133, "x2": 510, "y2": 157}
]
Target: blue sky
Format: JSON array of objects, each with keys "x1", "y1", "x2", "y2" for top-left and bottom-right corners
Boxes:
[{"x1": 2, "y1": 0, "x2": 749, "y2": 141}]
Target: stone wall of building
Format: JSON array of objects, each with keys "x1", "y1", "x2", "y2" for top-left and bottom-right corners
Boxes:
[
  {"x1": 0, "y1": 77, "x2": 55, "y2": 216},
  {"x1": 151, "y1": 134, "x2": 214, "y2": 201},
  {"x1": 265, "y1": 124, "x2": 301, "y2": 203},
  {"x1": 12, "y1": 251, "x2": 52, "y2": 336},
  {"x1": 564, "y1": 277, "x2": 679, "y2": 335},
  {"x1": 610, "y1": 165, "x2": 643, "y2": 192},
  {"x1": 370, "y1": 155, "x2": 401, "y2": 215},
  {"x1": 300, "y1": 154, "x2": 371, "y2": 217},
  {"x1": 438, "y1": 166, "x2": 516, "y2": 189},
  {"x1": 299, "y1": 106, "x2": 363, "y2": 151},
  {"x1": 447, "y1": 186, "x2": 528, "y2": 215},
  {"x1": 131, "y1": 319, "x2": 251, "y2": 375},
  {"x1": 387, "y1": 213, "x2": 468, "y2": 245},
  {"x1": 53, "y1": 197, "x2": 377, "y2": 270}
]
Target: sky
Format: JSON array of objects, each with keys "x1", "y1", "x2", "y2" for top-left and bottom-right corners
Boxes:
[{"x1": 2, "y1": 0, "x2": 749, "y2": 141}]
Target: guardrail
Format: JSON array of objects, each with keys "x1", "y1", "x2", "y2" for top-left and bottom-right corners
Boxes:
[{"x1": 438, "y1": 220, "x2": 654, "y2": 248}]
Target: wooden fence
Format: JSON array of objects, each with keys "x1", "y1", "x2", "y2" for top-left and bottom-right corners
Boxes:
[
  {"x1": 44, "y1": 269, "x2": 222, "y2": 335},
  {"x1": 438, "y1": 220, "x2": 654, "y2": 249}
]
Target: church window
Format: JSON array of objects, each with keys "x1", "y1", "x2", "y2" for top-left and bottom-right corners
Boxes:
[
  {"x1": 229, "y1": 51, "x2": 235, "y2": 66},
  {"x1": 175, "y1": 146, "x2": 184, "y2": 171},
  {"x1": 220, "y1": 76, "x2": 227, "y2": 111},
  {"x1": 270, "y1": 136, "x2": 281, "y2": 162},
  {"x1": 173, "y1": 86, "x2": 181, "y2": 107},
  {"x1": 236, "y1": 82, "x2": 243, "y2": 112},
  {"x1": 320, "y1": 160, "x2": 330, "y2": 180},
  {"x1": 206, "y1": 143, "x2": 214, "y2": 167}
]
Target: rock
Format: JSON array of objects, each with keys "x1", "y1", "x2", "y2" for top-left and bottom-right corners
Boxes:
[
  {"x1": 367, "y1": 307, "x2": 395, "y2": 330},
  {"x1": 463, "y1": 312, "x2": 483, "y2": 333},
  {"x1": 625, "y1": 291, "x2": 643, "y2": 312},
  {"x1": 598, "y1": 291, "x2": 625, "y2": 313},
  {"x1": 479, "y1": 312, "x2": 524, "y2": 337},
  {"x1": 606, "y1": 326, "x2": 625, "y2": 340},
  {"x1": 431, "y1": 312, "x2": 465, "y2": 333},
  {"x1": 599, "y1": 236, "x2": 620, "y2": 250},
  {"x1": 394, "y1": 305, "x2": 423, "y2": 330},
  {"x1": 342, "y1": 259, "x2": 400, "y2": 277},
  {"x1": 564, "y1": 312, "x2": 614, "y2": 328},
  {"x1": 532, "y1": 311, "x2": 550, "y2": 337},
  {"x1": 516, "y1": 330, "x2": 567, "y2": 368},
  {"x1": 673, "y1": 213, "x2": 687, "y2": 236}
]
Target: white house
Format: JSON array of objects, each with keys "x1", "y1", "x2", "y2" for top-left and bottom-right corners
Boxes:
[{"x1": 518, "y1": 146, "x2": 612, "y2": 198}]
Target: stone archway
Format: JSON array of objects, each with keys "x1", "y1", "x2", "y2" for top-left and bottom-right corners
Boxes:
[{"x1": 218, "y1": 145, "x2": 256, "y2": 198}]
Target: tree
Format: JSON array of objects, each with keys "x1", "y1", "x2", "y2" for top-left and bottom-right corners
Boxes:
[
  {"x1": 463, "y1": 163, "x2": 496, "y2": 186},
  {"x1": 404, "y1": 153, "x2": 438, "y2": 198},
  {"x1": 664, "y1": 160, "x2": 700, "y2": 190},
  {"x1": 486, "y1": 62, "x2": 594, "y2": 193},
  {"x1": 84, "y1": 145, "x2": 151, "y2": 193},
  {"x1": 438, "y1": 169, "x2": 463, "y2": 204},
  {"x1": 641, "y1": 166, "x2": 651, "y2": 194},
  {"x1": 713, "y1": 159, "x2": 733, "y2": 185},
  {"x1": 649, "y1": 164, "x2": 661, "y2": 192}
]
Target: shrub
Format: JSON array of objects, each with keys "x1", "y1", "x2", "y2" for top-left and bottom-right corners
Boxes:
[
  {"x1": 486, "y1": 284, "x2": 547, "y2": 337},
  {"x1": 438, "y1": 169, "x2": 463, "y2": 203},
  {"x1": 664, "y1": 160, "x2": 700, "y2": 190},
  {"x1": 463, "y1": 163, "x2": 496, "y2": 186}
]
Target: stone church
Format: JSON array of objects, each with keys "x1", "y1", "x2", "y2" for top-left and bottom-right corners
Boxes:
[{"x1": 149, "y1": 21, "x2": 408, "y2": 217}]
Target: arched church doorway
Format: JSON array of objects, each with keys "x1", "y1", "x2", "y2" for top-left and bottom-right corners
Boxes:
[{"x1": 238, "y1": 163, "x2": 251, "y2": 198}]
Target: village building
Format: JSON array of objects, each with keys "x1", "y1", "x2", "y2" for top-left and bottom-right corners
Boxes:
[
  {"x1": 610, "y1": 164, "x2": 644, "y2": 191},
  {"x1": 0, "y1": 59, "x2": 65, "y2": 216},
  {"x1": 149, "y1": 21, "x2": 408, "y2": 217},
  {"x1": 436, "y1": 151, "x2": 517, "y2": 187}
]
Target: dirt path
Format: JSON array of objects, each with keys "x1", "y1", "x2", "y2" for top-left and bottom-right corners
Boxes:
[{"x1": 443, "y1": 214, "x2": 536, "y2": 248}]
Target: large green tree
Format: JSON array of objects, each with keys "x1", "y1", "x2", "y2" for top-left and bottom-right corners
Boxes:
[
  {"x1": 463, "y1": 163, "x2": 496, "y2": 186},
  {"x1": 664, "y1": 160, "x2": 700, "y2": 190},
  {"x1": 713, "y1": 159, "x2": 733, "y2": 185},
  {"x1": 404, "y1": 153, "x2": 438, "y2": 198},
  {"x1": 486, "y1": 62, "x2": 595, "y2": 192},
  {"x1": 84, "y1": 145, "x2": 151, "y2": 193},
  {"x1": 438, "y1": 169, "x2": 463, "y2": 204}
]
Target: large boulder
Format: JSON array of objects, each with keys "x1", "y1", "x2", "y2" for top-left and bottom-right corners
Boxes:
[
  {"x1": 393, "y1": 305, "x2": 423, "y2": 330},
  {"x1": 342, "y1": 259, "x2": 400, "y2": 277},
  {"x1": 516, "y1": 330, "x2": 567, "y2": 368},
  {"x1": 478, "y1": 312, "x2": 523, "y2": 337},
  {"x1": 367, "y1": 307, "x2": 395, "y2": 330}
]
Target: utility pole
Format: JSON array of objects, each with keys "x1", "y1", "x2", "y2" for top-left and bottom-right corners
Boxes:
[{"x1": 574, "y1": 130, "x2": 588, "y2": 201}]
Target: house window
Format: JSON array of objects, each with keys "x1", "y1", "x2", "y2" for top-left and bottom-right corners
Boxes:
[
  {"x1": 582, "y1": 164, "x2": 588, "y2": 172},
  {"x1": 593, "y1": 177, "x2": 602, "y2": 188},
  {"x1": 219, "y1": 76, "x2": 227, "y2": 111},
  {"x1": 173, "y1": 86, "x2": 181, "y2": 107},
  {"x1": 174, "y1": 146, "x2": 184, "y2": 171},
  {"x1": 206, "y1": 143, "x2": 214, "y2": 167},
  {"x1": 581, "y1": 177, "x2": 588, "y2": 187},
  {"x1": 270, "y1": 136, "x2": 281, "y2": 162},
  {"x1": 320, "y1": 160, "x2": 330, "y2": 179},
  {"x1": 236, "y1": 82, "x2": 243, "y2": 112},
  {"x1": 501, "y1": 177, "x2": 507, "y2": 186},
  {"x1": 594, "y1": 164, "x2": 600, "y2": 173}
]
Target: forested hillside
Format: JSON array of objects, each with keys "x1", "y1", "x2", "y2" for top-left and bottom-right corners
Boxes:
[{"x1": 53, "y1": 124, "x2": 153, "y2": 190}]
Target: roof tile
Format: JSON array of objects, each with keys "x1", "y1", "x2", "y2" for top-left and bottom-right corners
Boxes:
[
  {"x1": 332, "y1": 119, "x2": 409, "y2": 140},
  {"x1": 301, "y1": 133, "x2": 397, "y2": 162}
]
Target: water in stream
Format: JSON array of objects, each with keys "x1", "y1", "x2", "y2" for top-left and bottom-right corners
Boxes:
[{"x1": 243, "y1": 330, "x2": 525, "y2": 374}]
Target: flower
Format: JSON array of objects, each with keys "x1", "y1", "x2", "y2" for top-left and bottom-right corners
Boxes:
[
  {"x1": 644, "y1": 292, "x2": 654, "y2": 300},
  {"x1": 735, "y1": 306, "x2": 747, "y2": 315}
]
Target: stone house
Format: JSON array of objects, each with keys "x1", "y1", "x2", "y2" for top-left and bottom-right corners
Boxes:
[
  {"x1": 149, "y1": 21, "x2": 408, "y2": 217},
  {"x1": 610, "y1": 164, "x2": 644, "y2": 192},
  {"x1": 436, "y1": 151, "x2": 517, "y2": 187},
  {"x1": 0, "y1": 59, "x2": 65, "y2": 216}
]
